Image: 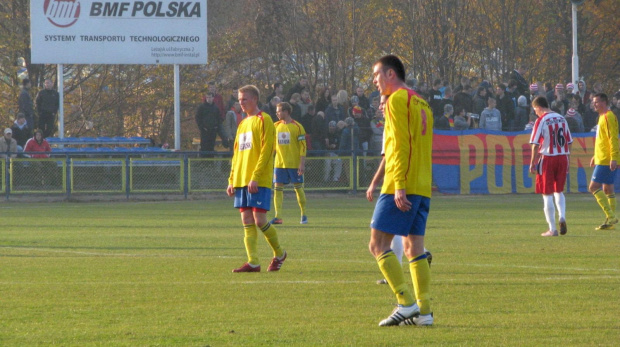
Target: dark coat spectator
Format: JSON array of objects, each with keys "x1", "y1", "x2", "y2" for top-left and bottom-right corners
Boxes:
[
  {"x1": 428, "y1": 79, "x2": 443, "y2": 119},
  {"x1": 35, "y1": 79, "x2": 59, "y2": 138},
  {"x1": 18, "y1": 78, "x2": 35, "y2": 128},
  {"x1": 11, "y1": 113, "x2": 32, "y2": 148},
  {"x1": 325, "y1": 95, "x2": 346, "y2": 125},
  {"x1": 311, "y1": 111, "x2": 328, "y2": 151},
  {"x1": 453, "y1": 86, "x2": 474, "y2": 113},
  {"x1": 509, "y1": 66, "x2": 528, "y2": 96},
  {"x1": 195, "y1": 93, "x2": 223, "y2": 155}
]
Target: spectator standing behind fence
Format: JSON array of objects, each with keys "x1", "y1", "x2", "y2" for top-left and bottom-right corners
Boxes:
[
  {"x1": 509, "y1": 65, "x2": 528, "y2": 97},
  {"x1": 205, "y1": 82, "x2": 226, "y2": 120},
  {"x1": 266, "y1": 83, "x2": 283, "y2": 104},
  {"x1": 289, "y1": 93, "x2": 303, "y2": 122},
  {"x1": 429, "y1": 79, "x2": 443, "y2": 119},
  {"x1": 11, "y1": 113, "x2": 31, "y2": 150},
  {"x1": 298, "y1": 89, "x2": 313, "y2": 117},
  {"x1": 310, "y1": 111, "x2": 327, "y2": 151},
  {"x1": 479, "y1": 97, "x2": 502, "y2": 131},
  {"x1": 472, "y1": 86, "x2": 488, "y2": 116},
  {"x1": 453, "y1": 107, "x2": 473, "y2": 130},
  {"x1": 496, "y1": 84, "x2": 515, "y2": 130},
  {"x1": 0, "y1": 128, "x2": 18, "y2": 159},
  {"x1": 439, "y1": 87, "x2": 453, "y2": 122},
  {"x1": 35, "y1": 78, "x2": 59, "y2": 138},
  {"x1": 352, "y1": 106, "x2": 371, "y2": 156},
  {"x1": 315, "y1": 86, "x2": 332, "y2": 113},
  {"x1": 285, "y1": 77, "x2": 308, "y2": 102},
  {"x1": 261, "y1": 96, "x2": 280, "y2": 123},
  {"x1": 24, "y1": 129, "x2": 51, "y2": 158},
  {"x1": 567, "y1": 96, "x2": 585, "y2": 133},
  {"x1": 370, "y1": 97, "x2": 386, "y2": 155},
  {"x1": 435, "y1": 104, "x2": 453, "y2": 130},
  {"x1": 576, "y1": 80, "x2": 590, "y2": 106},
  {"x1": 339, "y1": 117, "x2": 360, "y2": 156},
  {"x1": 324, "y1": 121, "x2": 343, "y2": 182},
  {"x1": 453, "y1": 85, "x2": 473, "y2": 114},
  {"x1": 325, "y1": 94, "x2": 346, "y2": 125},
  {"x1": 226, "y1": 85, "x2": 286, "y2": 273},
  {"x1": 195, "y1": 92, "x2": 223, "y2": 157},
  {"x1": 551, "y1": 84, "x2": 568, "y2": 116},
  {"x1": 355, "y1": 86, "x2": 370, "y2": 110},
  {"x1": 271, "y1": 102, "x2": 308, "y2": 226},
  {"x1": 514, "y1": 96, "x2": 530, "y2": 131},
  {"x1": 223, "y1": 102, "x2": 245, "y2": 148},
  {"x1": 18, "y1": 78, "x2": 35, "y2": 129}
]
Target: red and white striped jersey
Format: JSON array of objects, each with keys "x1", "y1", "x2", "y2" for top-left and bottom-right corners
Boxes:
[{"x1": 529, "y1": 112, "x2": 572, "y2": 156}]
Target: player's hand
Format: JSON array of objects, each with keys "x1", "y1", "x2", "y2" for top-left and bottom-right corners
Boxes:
[
  {"x1": 611, "y1": 160, "x2": 617, "y2": 171},
  {"x1": 529, "y1": 164, "x2": 536, "y2": 174},
  {"x1": 298, "y1": 163, "x2": 305, "y2": 176},
  {"x1": 394, "y1": 189, "x2": 411, "y2": 212},
  {"x1": 248, "y1": 180, "x2": 259, "y2": 193},
  {"x1": 226, "y1": 185, "x2": 235, "y2": 197},
  {"x1": 366, "y1": 183, "x2": 376, "y2": 202},
  {"x1": 590, "y1": 157, "x2": 595, "y2": 167}
]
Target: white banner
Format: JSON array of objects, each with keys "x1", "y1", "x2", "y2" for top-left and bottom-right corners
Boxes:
[{"x1": 31, "y1": 0, "x2": 207, "y2": 64}]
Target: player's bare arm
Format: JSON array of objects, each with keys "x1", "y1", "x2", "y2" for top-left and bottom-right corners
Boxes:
[{"x1": 366, "y1": 157, "x2": 385, "y2": 202}]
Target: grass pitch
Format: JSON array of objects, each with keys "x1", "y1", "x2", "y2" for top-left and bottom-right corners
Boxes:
[{"x1": 1, "y1": 193, "x2": 618, "y2": 346}]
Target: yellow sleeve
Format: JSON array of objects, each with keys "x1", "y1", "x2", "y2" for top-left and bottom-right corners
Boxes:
[
  {"x1": 251, "y1": 116, "x2": 275, "y2": 183},
  {"x1": 298, "y1": 123, "x2": 307, "y2": 158},
  {"x1": 607, "y1": 111, "x2": 620, "y2": 161},
  {"x1": 388, "y1": 91, "x2": 411, "y2": 191}
]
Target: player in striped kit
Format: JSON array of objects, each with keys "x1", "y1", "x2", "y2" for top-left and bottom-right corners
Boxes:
[{"x1": 529, "y1": 96, "x2": 573, "y2": 237}]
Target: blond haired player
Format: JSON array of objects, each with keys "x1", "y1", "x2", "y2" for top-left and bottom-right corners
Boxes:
[{"x1": 227, "y1": 85, "x2": 287, "y2": 272}]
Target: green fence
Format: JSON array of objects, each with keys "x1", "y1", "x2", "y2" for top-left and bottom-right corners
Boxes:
[{"x1": 1, "y1": 152, "x2": 380, "y2": 199}]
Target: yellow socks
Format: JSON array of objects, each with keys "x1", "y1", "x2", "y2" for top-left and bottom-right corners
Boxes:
[
  {"x1": 593, "y1": 189, "x2": 614, "y2": 218},
  {"x1": 607, "y1": 193, "x2": 616, "y2": 216},
  {"x1": 294, "y1": 183, "x2": 307, "y2": 216},
  {"x1": 273, "y1": 186, "x2": 284, "y2": 219},
  {"x1": 409, "y1": 253, "x2": 432, "y2": 315},
  {"x1": 377, "y1": 250, "x2": 415, "y2": 306},
  {"x1": 243, "y1": 224, "x2": 259, "y2": 265},
  {"x1": 260, "y1": 222, "x2": 283, "y2": 258}
]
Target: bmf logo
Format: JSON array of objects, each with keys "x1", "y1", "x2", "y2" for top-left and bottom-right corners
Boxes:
[{"x1": 44, "y1": 0, "x2": 81, "y2": 28}]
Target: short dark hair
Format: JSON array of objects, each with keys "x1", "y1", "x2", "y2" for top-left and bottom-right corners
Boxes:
[
  {"x1": 22, "y1": 78, "x2": 30, "y2": 86},
  {"x1": 532, "y1": 96, "x2": 549, "y2": 108},
  {"x1": 593, "y1": 93, "x2": 608, "y2": 104},
  {"x1": 508, "y1": 79, "x2": 518, "y2": 88},
  {"x1": 497, "y1": 83, "x2": 506, "y2": 90},
  {"x1": 273, "y1": 82, "x2": 282, "y2": 90},
  {"x1": 375, "y1": 55, "x2": 406, "y2": 82},
  {"x1": 277, "y1": 102, "x2": 292, "y2": 114},
  {"x1": 205, "y1": 92, "x2": 214, "y2": 97}
]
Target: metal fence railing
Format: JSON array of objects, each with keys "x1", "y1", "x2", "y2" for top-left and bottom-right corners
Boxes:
[{"x1": 1, "y1": 151, "x2": 379, "y2": 199}]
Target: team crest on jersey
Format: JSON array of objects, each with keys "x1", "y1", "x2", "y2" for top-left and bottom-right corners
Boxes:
[
  {"x1": 278, "y1": 132, "x2": 291, "y2": 145},
  {"x1": 239, "y1": 131, "x2": 253, "y2": 151}
]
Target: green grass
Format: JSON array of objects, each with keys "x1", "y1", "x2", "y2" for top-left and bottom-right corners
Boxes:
[{"x1": 1, "y1": 194, "x2": 618, "y2": 346}]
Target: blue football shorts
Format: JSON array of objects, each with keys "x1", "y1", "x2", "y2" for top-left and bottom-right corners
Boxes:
[
  {"x1": 591, "y1": 165, "x2": 617, "y2": 185},
  {"x1": 273, "y1": 168, "x2": 304, "y2": 184},
  {"x1": 370, "y1": 193, "x2": 430, "y2": 237},
  {"x1": 234, "y1": 186, "x2": 272, "y2": 211}
]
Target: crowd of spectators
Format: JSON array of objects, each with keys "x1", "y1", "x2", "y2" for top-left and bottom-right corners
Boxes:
[{"x1": 195, "y1": 74, "x2": 620, "y2": 158}]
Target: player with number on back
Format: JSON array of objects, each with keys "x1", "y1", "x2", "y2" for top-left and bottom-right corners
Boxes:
[
  {"x1": 529, "y1": 96, "x2": 573, "y2": 237},
  {"x1": 368, "y1": 55, "x2": 434, "y2": 327}
]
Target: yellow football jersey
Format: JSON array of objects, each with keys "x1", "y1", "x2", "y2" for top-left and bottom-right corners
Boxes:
[
  {"x1": 381, "y1": 88, "x2": 433, "y2": 197},
  {"x1": 228, "y1": 112, "x2": 275, "y2": 188},
  {"x1": 594, "y1": 110, "x2": 620, "y2": 165},
  {"x1": 274, "y1": 120, "x2": 307, "y2": 169}
]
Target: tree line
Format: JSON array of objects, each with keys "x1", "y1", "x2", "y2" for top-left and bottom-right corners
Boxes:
[{"x1": 0, "y1": 0, "x2": 617, "y2": 148}]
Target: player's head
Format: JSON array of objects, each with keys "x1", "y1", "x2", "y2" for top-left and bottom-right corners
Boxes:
[
  {"x1": 238, "y1": 85, "x2": 260, "y2": 114},
  {"x1": 373, "y1": 55, "x2": 406, "y2": 95},
  {"x1": 532, "y1": 96, "x2": 550, "y2": 117},
  {"x1": 276, "y1": 102, "x2": 292, "y2": 121},
  {"x1": 592, "y1": 93, "x2": 609, "y2": 114}
]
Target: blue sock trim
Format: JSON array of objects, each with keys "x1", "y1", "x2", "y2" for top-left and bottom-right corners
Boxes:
[{"x1": 409, "y1": 253, "x2": 428, "y2": 263}]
